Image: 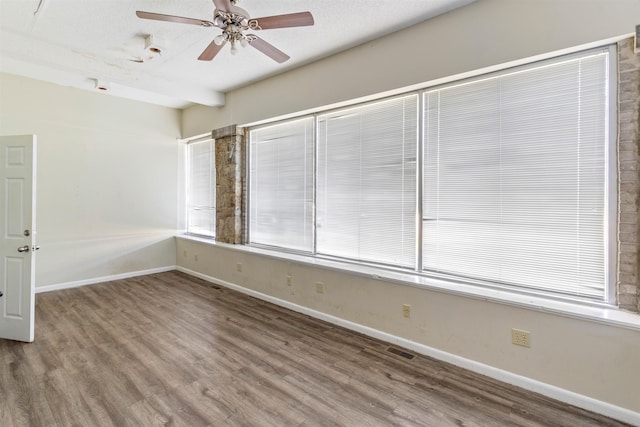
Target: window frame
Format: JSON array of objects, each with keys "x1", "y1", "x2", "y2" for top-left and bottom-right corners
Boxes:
[
  {"x1": 315, "y1": 94, "x2": 419, "y2": 268},
  {"x1": 245, "y1": 44, "x2": 617, "y2": 306},
  {"x1": 248, "y1": 116, "x2": 316, "y2": 252},
  {"x1": 185, "y1": 134, "x2": 216, "y2": 238},
  {"x1": 419, "y1": 46, "x2": 616, "y2": 303}
]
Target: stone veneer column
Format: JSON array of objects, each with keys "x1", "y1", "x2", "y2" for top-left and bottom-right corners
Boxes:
[
  {"x1": 617, "y1": 37, "x2": 640, "y2": 312},
  {"x1": 213, "y1": 125, "x2": 245, "y2": 244}
]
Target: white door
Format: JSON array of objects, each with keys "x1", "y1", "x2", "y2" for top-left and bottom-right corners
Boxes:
[{"x1": 0, "y1": 135, "x2": 37, "y2": 342}]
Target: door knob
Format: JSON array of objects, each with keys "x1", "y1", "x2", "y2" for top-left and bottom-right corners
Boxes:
[{"x1": 17, "y1": 245, "x2": 30, "y2": 253}]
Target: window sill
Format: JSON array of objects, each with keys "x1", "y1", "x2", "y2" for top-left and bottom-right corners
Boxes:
[{"x1": 176, "y1": 234, "x2": 640, "y2": 331}]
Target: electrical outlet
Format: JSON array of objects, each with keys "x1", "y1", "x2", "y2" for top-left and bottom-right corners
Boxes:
[
  {"x1": 236, "y1": 263, "x2": 242, "y2": 272},
  {"x1": 194, "y1": 253, "x2": 198, "y2": 262},
  {"x1": 286, "y1": 275, "x2": 292, "y2": 286},
  {"x1": 315, "y1": 282, "x2": 324, "y2": 294},
  {"x1": 512, "y1": 329, "x2": 531, "y2": 348},
  {"x1": 183, "y1": 250, "x2": 188, "y2": 258},
  {"x1": 402, "y1": 304, "x2": 411, "y2": 318}
]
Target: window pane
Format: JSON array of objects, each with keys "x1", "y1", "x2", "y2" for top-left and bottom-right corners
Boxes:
[
  {"x1": 250, "y1": 117, "x2": 314, "y2": 251},
  {"x1": 317, "y1": 95, "x2": 418, "y2": 267},
  {"x1": 423, "y1": 51, "x2": 609, "y2": 301},
  {"x1": 187, "y1": 139, "x2": 215, "y2": 237}
]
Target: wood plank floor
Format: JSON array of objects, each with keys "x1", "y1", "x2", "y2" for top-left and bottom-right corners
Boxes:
[{"x1": 0, "y1": 271, "x2": 630, "y2": 426}]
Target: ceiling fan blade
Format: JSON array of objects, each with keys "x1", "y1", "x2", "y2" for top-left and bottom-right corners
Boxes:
[
  {"x1": 198, "y1": 39, "x2": 227, "y2": 61},
  {"x1": 249, "y1": 12, "x2": 314, "y2": 30},
  {"x1": 136, "y1": 11, "x2": 215, "y2": 27},
  {"x1": 212, "y1": 0, "x2": 233, "y2": 12},
  {"x1": 248, "y1": 35, "x2": 290, "y2": 63}
]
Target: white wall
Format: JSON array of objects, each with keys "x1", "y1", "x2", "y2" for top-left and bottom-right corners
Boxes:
[
  {"x1": 182, "y1": 0, "x2": 640, "y2": 135},
  {"x1": 177, "y1": 240, "x2": 640, "y2": 421},
  {"x1": 0, "y1": 73, "x2": 181, "y2": 288}
]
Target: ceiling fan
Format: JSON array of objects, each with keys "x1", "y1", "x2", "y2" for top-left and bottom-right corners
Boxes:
[{"x1": 136, "y1": 0, "x2": 314, "y2": 63}]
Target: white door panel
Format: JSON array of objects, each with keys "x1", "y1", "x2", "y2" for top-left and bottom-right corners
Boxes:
[
  {"x1": 0, "y1": 135, "x2": 36, "y2": 342},
  {"x1": 5, "y1": 258, "x2": 25, "y2": 317}
]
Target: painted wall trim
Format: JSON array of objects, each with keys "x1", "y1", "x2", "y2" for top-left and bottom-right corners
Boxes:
[
  {"x1": 177, "y1": 265, "x2": 640, "y2": 426},
  {"x1": 35, "y1": 266, "x2": 177, "y2": 294}
]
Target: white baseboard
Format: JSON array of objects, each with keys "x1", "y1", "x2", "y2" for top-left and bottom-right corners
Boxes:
[
  {"x1": 35, "y1": 266, "x2": 177, "y2": 294},
  {"x1": 177, "y1": 266, "x2": 640, "y2": 426}
]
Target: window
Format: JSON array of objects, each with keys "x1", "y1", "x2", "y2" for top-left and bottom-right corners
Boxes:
[
  {"x1": 317, "y1": 96, "x2": 418, "y2": 267},
  {"x1": 249, "y1": 118, "x2": 314, "y2": 251},
  {"x1": 247, "y1": 47, "x2": 613, "y2": 303},
  {"x1": 423, "y1": 51, "x2": 610, "y2": 300},
  {"x1": 186, "y1": 137, "x2": 215, "y2": 237}
]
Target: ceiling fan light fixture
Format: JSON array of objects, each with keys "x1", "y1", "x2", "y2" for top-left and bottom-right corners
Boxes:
[
  {"x1": 136, "y1": 4, "x2": 313, "y2": 63},
  {"x1": 214, "y1": 33, "x2": 228, "y2": 45}
]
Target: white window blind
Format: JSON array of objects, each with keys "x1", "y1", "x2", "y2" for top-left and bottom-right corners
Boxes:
[
  {"x1": 317, "y1": 95, "x2": 418, "y2": 267},
  {"x1": 250, "y1": 117, "x2": 314, "y2": 251},
  {"x1": 187, "y1": 138, "x2": 215, "y2": 237},
  {"x1": 423, "y1": 50, "x2": 610, "y2": 300}
]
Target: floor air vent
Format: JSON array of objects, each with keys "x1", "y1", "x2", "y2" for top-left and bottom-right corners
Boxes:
[{"x1": 386, "y1": 346, "x2": 415, "y2": 360}]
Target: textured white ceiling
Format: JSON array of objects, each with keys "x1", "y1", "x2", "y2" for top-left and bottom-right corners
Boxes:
[{"x1": 0, "y1": 0, "x2": 475, "y2": 108}]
